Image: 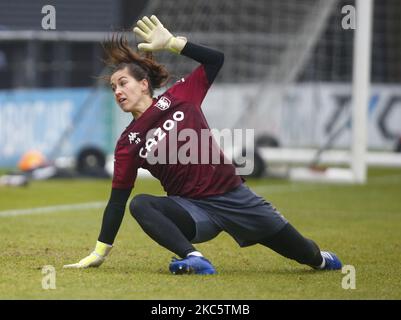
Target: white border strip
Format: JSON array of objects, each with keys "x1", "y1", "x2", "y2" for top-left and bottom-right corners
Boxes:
[{"x1": 0, "y1": 201, "x2": 106, "y2": 217}]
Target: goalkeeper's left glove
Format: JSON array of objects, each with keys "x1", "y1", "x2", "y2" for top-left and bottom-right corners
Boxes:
[
  {"x1": 63, "y1": 241, "x2": 112, "y2": 269},
  {"x1": 133, "y1": 15, "x2": 187, "y2": 54}
]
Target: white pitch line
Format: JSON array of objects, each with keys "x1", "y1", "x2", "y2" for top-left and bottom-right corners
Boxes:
[
  {"x1": 1, "y1": 173, "x2": 399, "y2": 218},
  {"x1": 0, "y1": 201, "x2": 107, "y2": 217}
]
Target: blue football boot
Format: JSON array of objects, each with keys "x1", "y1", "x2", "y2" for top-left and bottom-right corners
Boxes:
[
  {"x1": 169, "y1": 256, "x2": 217, "y2": 275},
  {"x1": 320, "y1": 251, "x2": 342, "y2": 270}
]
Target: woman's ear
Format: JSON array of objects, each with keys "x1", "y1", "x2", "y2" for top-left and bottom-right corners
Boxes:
[{"x1": 140, "y1": 78, "x2": 150, "y2": 93}]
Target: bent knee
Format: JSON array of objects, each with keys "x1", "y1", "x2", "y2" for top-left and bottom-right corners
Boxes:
[{"x1": 129, "y1": 194, "x2": 155, "y2": 219}]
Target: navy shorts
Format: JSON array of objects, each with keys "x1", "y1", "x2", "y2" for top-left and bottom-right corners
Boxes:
[{"x1": 170, "y1": 183, "x2": 288, "y2": 247}]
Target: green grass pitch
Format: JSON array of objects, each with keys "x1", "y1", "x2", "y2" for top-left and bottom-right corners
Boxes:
[{"x1": 0, "y1": 168, "x2": 400, "y2": 299}]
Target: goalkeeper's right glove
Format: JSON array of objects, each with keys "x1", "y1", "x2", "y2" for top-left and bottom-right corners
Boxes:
[
  {"x1": 63, "y1": 241, "x2": 112, "y2": 269},
  {"x1": 133, "y1": 15, "x2": 187, "y2": 54}
]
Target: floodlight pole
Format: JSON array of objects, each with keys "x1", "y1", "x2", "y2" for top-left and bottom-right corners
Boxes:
[{"x1": 351, "y1": 0, "x2": 373, "y2": 184}]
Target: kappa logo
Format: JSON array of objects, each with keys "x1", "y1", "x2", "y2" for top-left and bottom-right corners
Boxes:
[
  {"x1": 155, "y1": 96, "x2": 171, "y2": 111},
  {"x1": 128, "y1": 132, "x2": 141, "y2": 144}
]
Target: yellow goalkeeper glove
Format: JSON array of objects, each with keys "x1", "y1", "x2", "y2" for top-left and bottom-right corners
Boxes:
[
  {"x1": 133, "y1": 15, "x2": 187, "y2": 54},
  {"x1": 63, "y1": 241, "x2": 112, "y2": 269}
]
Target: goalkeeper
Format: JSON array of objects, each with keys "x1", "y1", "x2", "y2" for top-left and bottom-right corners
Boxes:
[{"x1": 63, "y1": 16, "x2": 342, "y2": 274}]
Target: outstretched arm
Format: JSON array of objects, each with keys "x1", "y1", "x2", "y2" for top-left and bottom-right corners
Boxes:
[
  {"x1": 98, "y1": 188, "x2": 132, "y2": 244},
  {"x1": 63, "y1": 188, "x2": 131, "y2": 269},
  {"x1": 180, "y1": 42, "x2": 224, "y2": 85},
  {"x1": 134, "y1": 15, "x2": 224, "y2": 85},
  {"x1": 133, "y1": 15, "x2": 187, "y2": 54}
]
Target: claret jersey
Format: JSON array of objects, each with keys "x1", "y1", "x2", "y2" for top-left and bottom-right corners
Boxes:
[{"x1": 112, "y1": 65, "x2": 243, "y2": 199}]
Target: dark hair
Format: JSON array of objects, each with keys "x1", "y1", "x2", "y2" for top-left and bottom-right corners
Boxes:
[{"x1": 102, "y1": 34, "x2": 169, "y2": 96}]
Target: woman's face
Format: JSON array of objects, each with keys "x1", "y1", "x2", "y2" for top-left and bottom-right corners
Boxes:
[{"x1": 110, "y1": 67, "x2": 149, "y2": 113}]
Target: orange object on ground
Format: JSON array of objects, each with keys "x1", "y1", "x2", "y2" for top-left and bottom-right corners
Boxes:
[{"x1": 18, "y1": 150, "x2": 47, "y2": 171}]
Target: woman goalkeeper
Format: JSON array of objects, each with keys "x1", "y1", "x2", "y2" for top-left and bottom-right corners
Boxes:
[{"x1": 64, "y1": 16, "x2": 342, "y2": 274}]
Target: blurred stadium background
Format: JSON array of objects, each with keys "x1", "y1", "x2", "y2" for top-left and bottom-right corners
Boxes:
[
  {"x1": 1, "y1": 0, "x2": 401, "y2": 300},
  {"x1": 0, "y1": 0, "x2": 400, "y2": 182}
]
